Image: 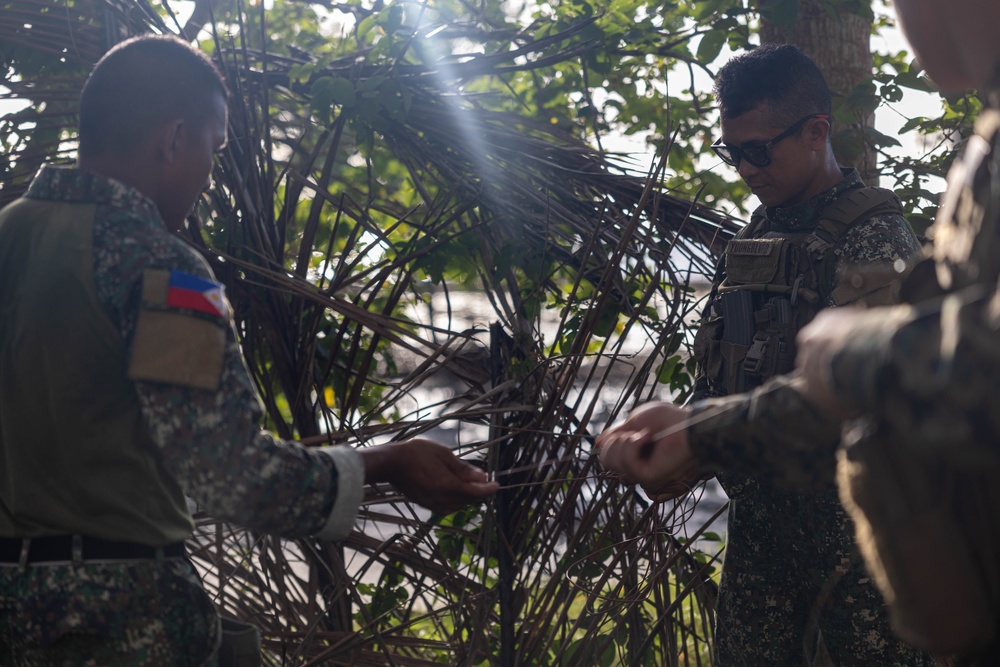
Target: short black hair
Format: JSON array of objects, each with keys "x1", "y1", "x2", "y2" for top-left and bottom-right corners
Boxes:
[
  {"x1": 79, "y1": 34, "x2": 228, "y2": 158},
  {"x1": 713, "y1": 43, "x2": 831, "y2": 125}
]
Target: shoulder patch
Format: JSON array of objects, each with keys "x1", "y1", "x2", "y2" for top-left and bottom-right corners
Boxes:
[
  {"x1": 166, "y1": 270, "x2": 230, "y2": 318},
  {"x1": 128, "y1": 269, "x2": 228, "y2": 391},
  {"x1": 142, "y1": 268, "x2": 230, "y2": 319}
]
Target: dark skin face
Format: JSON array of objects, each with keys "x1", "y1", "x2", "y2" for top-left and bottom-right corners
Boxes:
[
  {"x1": 154, "y1": 93, "x2": 228, "y2": 232},
  {"x1": 719, "y1": 103, "x2": 843, "y2": 208},
  {"x1": 79, "y1": 91, "x2": 228, "y2": 232}
]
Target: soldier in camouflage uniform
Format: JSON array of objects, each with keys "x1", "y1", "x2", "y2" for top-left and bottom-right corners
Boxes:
[
  {"x1": 614, "y1": 44, "x2": 929, "y2": 665},
  {"x1": 0, "y1": 35, "x2": 497, "y2": 666},
  {"x1": 796, "y1": 0, "x2": 1000, "y2": 663},
  {"x1": 599, "y1": 1, "x2": 1000, "y2": 664}
]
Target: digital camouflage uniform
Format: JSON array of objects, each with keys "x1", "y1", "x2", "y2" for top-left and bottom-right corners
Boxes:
[
  {"x1": 689, "y1": 83, "x2": 1000, "y2": 666},
  {"x1": 0, "y1": 166, "x2": 364, "y2": 666},
  {"x1": 692, "y1": 169, "x2": 930, "y2": 665}
]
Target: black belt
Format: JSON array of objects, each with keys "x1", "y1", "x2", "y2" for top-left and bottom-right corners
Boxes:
[{"x1": 0, "y1": 535, "x2": 185, "y2": 564}]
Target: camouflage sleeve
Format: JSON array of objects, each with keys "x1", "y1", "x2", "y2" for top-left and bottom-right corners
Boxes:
[
  {"x1": 827, "y1": 212, "x2": 924, "y2": 308},
  {"x1": 686, "y1": 374, "x2": 843, "y2": 489},
  {"x1": 827, "y1": 284, "x2": 1000, "y2": 465},
  {"x1": 93, "y1": 212, "x2": 362, "y2": 540}
]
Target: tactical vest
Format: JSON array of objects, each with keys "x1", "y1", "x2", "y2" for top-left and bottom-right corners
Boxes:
[
  {"x1": 694, "y1": 186, "x2": 904, "y2": 396},
  {"x1": 0, "y1": 195, "x2": 193, "y2": 545}
]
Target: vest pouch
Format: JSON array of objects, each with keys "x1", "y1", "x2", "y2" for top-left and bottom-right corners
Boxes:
[
  {"x1": 838, "y1": 424, "x2": 996, "y2": 655},
  {"x1": 743, "y1": 297, "x2": 797, "y2": 380},
  {"x1": 716, "y1": 289, "x2": 756, "y2": 394},
  {"x1": 692, "y1": 313, "x2": 724, "y2": 387},
  {"x1": 724, "y1": 238, "x2": 792, "y2": 286},
  {"x1": 719, "y1": 340, "x2": 748, "y2": 395}
]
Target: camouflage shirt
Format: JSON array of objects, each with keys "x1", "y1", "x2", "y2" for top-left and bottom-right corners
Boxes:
[
  {"x1": 690, "y1": 169, "x2": 923, "y2": 488},
  {"x1": 15, "y1": 166, "x2": 362, "y2": 541}
]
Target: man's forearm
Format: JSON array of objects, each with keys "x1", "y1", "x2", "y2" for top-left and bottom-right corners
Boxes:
[{"x1": 688, "y1": 374, "x2": 842, "y2": 489}]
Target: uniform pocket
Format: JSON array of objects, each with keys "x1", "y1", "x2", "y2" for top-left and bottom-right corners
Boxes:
[{"x1": 725, "y1": 238, "x2": 789, "y2": 285}]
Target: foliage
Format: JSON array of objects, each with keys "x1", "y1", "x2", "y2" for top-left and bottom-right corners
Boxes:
[
  {"x1": 0, "y1": 0, "x2": 982, "y2": 664},
  {"x1": 871, "y1": 45, "x2": 981, "y2": 234}
]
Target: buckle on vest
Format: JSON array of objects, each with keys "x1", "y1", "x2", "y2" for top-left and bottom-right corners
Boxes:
[
  {"x1": 790, "y1": 275, "x2": 803, "y2": 306},
  {"x1": 743, "y1": 332, "x2": 769, "y2": 375}
]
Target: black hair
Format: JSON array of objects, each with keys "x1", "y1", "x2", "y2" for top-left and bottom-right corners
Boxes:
[
  {"x1": 79, "y1": 34, "x2": 228, "y2": 158},
  {"x1": 713, "y1": 43, "x2": 831, "y2": 125}
]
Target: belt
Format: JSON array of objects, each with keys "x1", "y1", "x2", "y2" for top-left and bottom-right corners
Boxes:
[{"x1": 0, "y1": 535, "x2": 186, "y2": 564}]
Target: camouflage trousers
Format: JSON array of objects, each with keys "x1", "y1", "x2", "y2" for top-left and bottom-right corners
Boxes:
[
  {"x1": 713, "y1": 480, "x2": 932, "y2": 666},
  {"x1": 0, "y1": 555, "x2": 220, "y2": 666}
]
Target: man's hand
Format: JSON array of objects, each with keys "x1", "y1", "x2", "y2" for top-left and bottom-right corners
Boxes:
[
  {"x1": 595, "y1": 401, "x2": 701, "y2": 501},
  {"x1": 795, "y1": 309, "x2": 865, "y2": 419},
  {"x1": 362, "y1": 439, "x2": 498, "y2": 514}
]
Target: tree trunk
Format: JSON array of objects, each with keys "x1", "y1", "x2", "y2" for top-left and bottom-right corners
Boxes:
[{"x1": 759, "y1": 1, "x2": 879, "y2": 186}]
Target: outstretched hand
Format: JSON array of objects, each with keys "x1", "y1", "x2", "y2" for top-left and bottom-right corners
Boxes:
[
  {"x1": 362, "y1": 439, "x2": 498, "y2": 514},
  {"x1": 595, "y1": 401, "x2": 701, "y2": 501}
]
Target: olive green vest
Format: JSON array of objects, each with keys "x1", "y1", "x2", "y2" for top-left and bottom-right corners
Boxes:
[
  {"x1": 0, "y1": 196, "x2": 192, "y2": 546},
  {"x1": 694, "y1": 186, "x2": 904, "y2": 396}
]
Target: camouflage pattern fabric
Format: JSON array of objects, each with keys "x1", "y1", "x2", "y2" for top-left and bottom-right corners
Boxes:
[
  {"x1": 690, "y1": 170, "x2": 930, "y2": 665},
  {"x1": 715, "y1": 485, "x2": 929, "y2": 665},
  {"x1": 823, "y1": 97, "x2": 1000, "y2": 666},
  {"x1": 825, "y1": 112, "x2": 1000, "y2": 459},
  {"x1": 23, "y1": 166, "x2": 341, "y2": 538},
  {"x1": 689, "y1": 375, "x2": 841, "y2": 488},
  {"x1": 0, "y1": 557, "x2": 220, "y2": 666},
  {"x1": 0, "y1": 167, "x2": 359, "y2": 665}
]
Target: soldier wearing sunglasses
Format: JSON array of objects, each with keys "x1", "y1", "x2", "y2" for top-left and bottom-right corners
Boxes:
[{"x1": 601, "y1": 45, "x2": 929, "y2": 665}]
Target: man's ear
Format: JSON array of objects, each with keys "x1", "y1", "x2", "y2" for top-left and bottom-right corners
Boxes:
[
  {"x1": 807, "y1": 116, "x2": 831, "y2": 149},
  {"x1": 156, "y1": 119, "x2": 186, "y2": 164}
]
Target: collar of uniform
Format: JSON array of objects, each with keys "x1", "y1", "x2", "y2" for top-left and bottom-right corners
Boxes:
[
  {"x1": 762, "y1": 167, "x2": 864, "y2": 232},
  {"x1": 25, "y1": 165, "x2": 164, "y2": 227}
]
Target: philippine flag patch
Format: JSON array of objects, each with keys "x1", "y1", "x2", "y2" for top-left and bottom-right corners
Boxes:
[{"x1": 166, "y1": 271, "x2": 230, "y2": 318}]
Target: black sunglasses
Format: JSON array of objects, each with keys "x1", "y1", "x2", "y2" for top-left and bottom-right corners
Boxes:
[{"x1": 711, "y1": 113, "x2": 830, "y2": 168}]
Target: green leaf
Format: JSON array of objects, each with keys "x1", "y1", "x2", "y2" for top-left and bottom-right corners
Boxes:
[
  {"x1": 895, "y1": 67, "x2": 935, "y2": 93},
  {"x1": 592, "y1": 301, "x2": 620, "y2": 338},
  {"x1": 879, "y1": 83, "x2": 903, "y2": 103},
  {"x1": 328, "y1": 76, "x2": 357, "y2": 108},
  {"x1": 287, "y1": 62, "x2": 315, "y2": 86},
  {"x1": 357, "y1": 15, "x2": 378, "y2": 40},
  {"x1": 862, "y1": 126, "x2": 902, "y2": 148},
  {"x1": 898, "y1": 117, "x2": 926, "y2": 134},
  {"x1": 309, "y1": 77, "x2": 337, "y2": 121},
  {"x1": 522, "y1": 294, "x2": 542, "y2": 321},
  {"x1": 696, "y1": 29, "x2": 726, "y2": 64},
  {"x1": 656, "y1": 355, "x2": 680, "y2": 384},
  {"x1": 378, "y1": 79, "x2": 408, "y2": 120}
]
